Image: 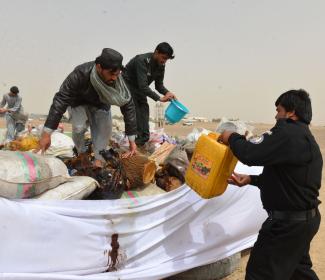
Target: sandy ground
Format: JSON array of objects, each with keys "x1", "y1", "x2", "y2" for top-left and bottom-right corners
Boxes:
[{"x1": 1, "y1": 119, "x2": 324, "y2": 279}]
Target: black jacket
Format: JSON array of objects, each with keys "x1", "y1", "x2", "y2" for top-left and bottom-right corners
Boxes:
[
  {"x1": 122, "y1": 53, "x2": 169, "y2": 102},
  {"x1": 44, "y1": 62, "x2": 137, "y2": 136},
  {"x1": 229, "y1": 119, "x2": 323, "y2": 211}
]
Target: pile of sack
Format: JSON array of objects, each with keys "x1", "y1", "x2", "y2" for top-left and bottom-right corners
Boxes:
[{"x1": 0, "y1": 150, "x2": 98, "y2": 200}]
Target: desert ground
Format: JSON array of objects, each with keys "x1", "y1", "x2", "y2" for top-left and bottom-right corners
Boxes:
[{"x1": 1, "y1": 118, "x2": 324, "y2": 279}]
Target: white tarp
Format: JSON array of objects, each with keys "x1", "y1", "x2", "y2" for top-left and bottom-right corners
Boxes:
[{"x1": 0, "y1": 163, "x2": 266, "y2": 280}]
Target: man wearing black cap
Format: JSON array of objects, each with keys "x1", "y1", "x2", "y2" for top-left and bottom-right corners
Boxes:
[
  {"x1": 123, "y1": 42, "x2": 177, "y2": 147},
  {"x1": 0, "y1": 86, "x2": 27, "y2": 142},
  {"x1": 39, "y1": 48, "x2": 137, "y2": 167}
]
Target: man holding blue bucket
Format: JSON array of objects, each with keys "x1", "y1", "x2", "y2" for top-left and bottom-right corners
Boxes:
[{"x1": 123, "y1": 42, "x2": 176, "y2": 147}]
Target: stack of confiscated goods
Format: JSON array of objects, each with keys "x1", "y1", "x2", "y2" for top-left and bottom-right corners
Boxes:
[
  {"x1": 64, "y1": 149, "x2": 124, "y2": 199},
  {"x1": 64, "y1": 148, "x2": 157, "y2": 200},
  {"x1": 149, "y1": 142, "x2": 176, "y2": 166},
  {"x1": 151, "y1": 143, "x2": 190, "y2": 192}
]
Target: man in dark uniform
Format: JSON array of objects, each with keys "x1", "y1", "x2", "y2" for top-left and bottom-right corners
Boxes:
[
  {"x1": 219, "y1": 89, "x2": 322, "y2": 280},
  {"x1": 123, "y1": 42, "x2": 176, "y2": 147}
]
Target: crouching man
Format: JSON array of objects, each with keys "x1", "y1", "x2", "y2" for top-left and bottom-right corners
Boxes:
[
  {"x1": 39, "y1": 48, "x2": 137, "y2": 167},
  {"x1": 0, "y1": 86, "x2": 27, "y2": 142}
]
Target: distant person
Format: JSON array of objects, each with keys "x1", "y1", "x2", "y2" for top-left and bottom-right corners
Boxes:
[
  {"x1": 219, "y1": 89, "x2": 322, "y2": 280},
  {"x1": 38, "y1": 48, "x2": 137, "y2": 167},
  {"x1": 123, "y1": 42, "x2": 176, "y2": 147},
  {"x1": 0, "y1": 86, "x2": 27, "y2": 142}
]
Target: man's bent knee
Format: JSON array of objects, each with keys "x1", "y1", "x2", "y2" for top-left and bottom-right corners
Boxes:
[{"x1": 72, "y1": 125, "x2": 88, "y2": 135}]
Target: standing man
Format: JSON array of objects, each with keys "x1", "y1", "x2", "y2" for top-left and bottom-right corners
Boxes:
[
  {"x1": 0, "y1": 86, "x2": 27, "y2": 142},
  {"x1": 123, "y1": 42, "x2": 176, "y2": 147},
  {"x1": 39, "y1": 48, "x2": 137, "y2": 167},
  {"x1": 219, "y1": 89, "x2": 322, "y2": 280}
]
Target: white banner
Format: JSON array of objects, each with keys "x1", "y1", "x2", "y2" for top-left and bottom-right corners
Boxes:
[{"x1": 0, "y1": 163, "x2": 266, "y2": 280}]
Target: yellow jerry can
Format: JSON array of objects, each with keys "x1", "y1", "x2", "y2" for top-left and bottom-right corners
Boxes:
[{"x1": 185, "y1": 132, "x2": 238, "y2": 199}]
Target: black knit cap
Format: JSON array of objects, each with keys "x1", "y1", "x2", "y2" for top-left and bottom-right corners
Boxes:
[
  {"x1": 95, "y1": 48, "x2": 123, "y2": 70},
  {"x1": 10, "y1": 86, "x2": 19, "y2": 94}
]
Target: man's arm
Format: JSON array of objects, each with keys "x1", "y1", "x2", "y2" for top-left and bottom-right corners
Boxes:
[
  {"x1": 135, "y1": 58, "x2": 161, "y2": 101},
  {"x1": 120, "y1": 98, "x2": 137, "y2": 157},
  {"x1": 119, "y1": 98, "x2": 137, "y2": 138},
  {"x1": 38, "y1": 69, "x2": 81, "y2": 153},
  {"x1": 9, "y1": 96, "x2": 22, "y2": 112},
  {"x1": 154, "y1": 68, "x2": 169, "y2": 95},
  {"x1": 44, "y1": 70, "x2": 81, "y2": 131},
  {"x1": 0, "y1": 95, "x2": 7, "y2": 108},
  {"x1": 227, "y1": 172, "x2": 262, "y2": 189},
  {"x1": 228, "y1": 121, "x2": 290, "y2": 166},
  {"x1": 249, "y1": 175, "x2": 260, "y2": 187}
]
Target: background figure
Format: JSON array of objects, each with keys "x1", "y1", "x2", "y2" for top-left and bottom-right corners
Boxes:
[
  {"x1": 123, "y1": 42, "x2": 177, "y2": 147},
  {"x1": 0, "y1": 86, "x2": 27, "y2": 142}
]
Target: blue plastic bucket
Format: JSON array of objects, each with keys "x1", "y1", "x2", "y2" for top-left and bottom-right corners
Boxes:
[{"x1": 165, "y1": 99, "x2": 189, "y2": 124}]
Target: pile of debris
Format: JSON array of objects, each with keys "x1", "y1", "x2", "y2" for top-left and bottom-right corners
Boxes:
[
  {"x1": 0, "y1": 117, "x2": 254, "y2": 200},
  {"x1": 65, "y1": 144, "x2": 157, "y2": 200}
]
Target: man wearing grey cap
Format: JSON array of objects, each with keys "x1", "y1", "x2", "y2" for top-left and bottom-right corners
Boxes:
[{"x1": 39, "y1": 48, "x2": 137, "y2": 167}]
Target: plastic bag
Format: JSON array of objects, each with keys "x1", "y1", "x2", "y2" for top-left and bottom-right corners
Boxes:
[
  {"x1": 186, "y1": 128, "x2": 212, "y2": 143},
  {"x1": 163, "y1": 145, "x2": 190, "y2": 182},
  {"x1": 216, "y1": 117, "x2": 254, "y2": 137}
]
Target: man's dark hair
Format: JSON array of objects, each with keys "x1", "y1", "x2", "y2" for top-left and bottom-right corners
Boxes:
[
  {"x1": 155, "y1": 42, "x2": 175, "y2": 59},
  {"x1": 10, "y1": 86, "x2": 19, "y2": 94},
  {"x1": 275, "y1": 89, "x2": 312, "y2": 124}
]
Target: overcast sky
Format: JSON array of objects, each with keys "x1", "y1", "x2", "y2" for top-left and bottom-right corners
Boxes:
[{"x1": 1, "y1": 0, "x2": 324, "y2": 124}]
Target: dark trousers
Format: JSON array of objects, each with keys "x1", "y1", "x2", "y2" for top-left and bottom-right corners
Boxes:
[
  {"x1": 133, "y1": 97, "x2": 150, "y2": 146},
  {"x1": 246, "y1": 210, "x2": 320, "y2": 280}
]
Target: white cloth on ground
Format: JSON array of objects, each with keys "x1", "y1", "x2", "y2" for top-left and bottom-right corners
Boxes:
[{"x1": 0, "y1": 162, "x2": 265, "y2": 280}]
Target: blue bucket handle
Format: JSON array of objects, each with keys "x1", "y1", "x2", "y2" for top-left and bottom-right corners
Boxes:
[{"x1": 170, "y1": 99, "x2": 189, "y2": 113}]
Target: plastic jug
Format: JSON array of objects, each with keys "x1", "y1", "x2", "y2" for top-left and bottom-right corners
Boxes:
[
  {"x1": 165, "y1": 99, "x2": 189, "y2": 124},
  {"x1": 185, "y1": 132, "x2": 238, "y2": 199}
]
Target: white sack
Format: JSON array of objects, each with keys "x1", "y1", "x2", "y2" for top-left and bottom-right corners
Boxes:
[
  {"x1": 0, "y1": 151, "x2": 69, "y2": 198},
  {"x1": 35, "y1": 176, "x2": 98, "y2": 200},
  {"x1": 45, "y1": 131, "x2": 75, "y2": 158}
]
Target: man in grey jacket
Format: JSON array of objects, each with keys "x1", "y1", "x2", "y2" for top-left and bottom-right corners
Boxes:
[
  {"x1": 123, "y1": 42, "x2": 176, "y2": 146},
  {"x1": 39, "y1": 48, "x2": 137, "y2": 167},
  {"x1": 0, "y1": 86, "x2": 26, "y2": 142}
]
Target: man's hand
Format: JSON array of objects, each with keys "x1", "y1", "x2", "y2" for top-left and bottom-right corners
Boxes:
[
  {"x1": 160, "y1": 92, "x2": 176, "y2": 102},
  {"x1": 218, "y1": 130, "x2": 234, "y2": 145},
  {"x1": 121, "y1": 140, "x2": 137, "y2": 158},
  {"x1": 0, "y1": 108, "x2": 8, "y2": 113},
  {"x1": 35, "y1": 131, "x2": 51, "y2": 154},
  {"x1": 228, "y1": 172, "x2": 251, "y2": 187}
]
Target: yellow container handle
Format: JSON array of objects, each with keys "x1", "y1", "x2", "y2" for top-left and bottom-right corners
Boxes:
[
  {"x1": 208, "y1": 132, "x2": 230, "y2": 147},
  {"x1": 208, "y1": 132, "x2": 220, "y2": 140}
]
